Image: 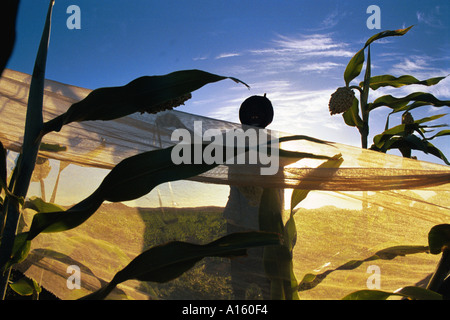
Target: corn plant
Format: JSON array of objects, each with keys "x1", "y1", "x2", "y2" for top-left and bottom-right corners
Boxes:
[
  {"x1": 0, "y1": 1, "x2": 335, "y2": 300},
  {"x1": 329, "y1": 26, "x2": 449, "y2": 164},
  {"x1": 326, "y1": 27, "x2": 450, "y2": 300}
]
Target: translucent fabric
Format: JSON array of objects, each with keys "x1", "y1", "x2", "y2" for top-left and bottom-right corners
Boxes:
[{"x1": 1, "y1": 69, "x2": 449, "y2": 300}]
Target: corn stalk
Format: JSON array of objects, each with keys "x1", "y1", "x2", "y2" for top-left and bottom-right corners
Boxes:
[{"x1": 0, "y1": 0, "x2": 54, "y2": 299}]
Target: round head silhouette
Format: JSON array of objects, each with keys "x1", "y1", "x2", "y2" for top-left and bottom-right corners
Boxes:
[{"x1": 239, "y1": 94, "x2": 274, "y2": 128}]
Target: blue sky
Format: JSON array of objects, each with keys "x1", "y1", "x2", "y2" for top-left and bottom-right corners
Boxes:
[{"x1": 6, "y1": 0, "x2": 450, "y2": 164}]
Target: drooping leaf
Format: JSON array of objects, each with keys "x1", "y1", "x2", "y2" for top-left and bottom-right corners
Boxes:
[
  {"x1": 80, "y1": 231, "x2": 281, "y2": 300},
  {"x1": 343, "y1": 26, "x2": 413, "y2": 86},
  {"x1": 363, "y1": 75, "x2": 447, "y2": 90},
  {"x1": 373, "y1": 113, "x2": 448, "y2": 150},
  {"x1": 25, "y1": 133, "x2": 333, "y2": 240},
  {"x1": 424, "y1": 141, "x2": 450, "y2": 165},
  {"x1": 287, "y1": 153, "x2": 343, "y2": 255},
  {"x1": 395, "y1": 138, "x2": 449, "y2": 164},
  {"x1": 290, "y1": 154, "x2": 344, "y2": 211},
  {"x1": 369, "y1": 92, "x2": 450, "y2": 112},
  {"x1": 95, "y1": 145, "x2": 217, "y2": 203},
  {"x1": 26, "y1": 145, "x2": 216, "y2": 239},
  {"x1": 277, "y1": 134, "x2": 332, "y2": 146},
  {"x1": 415, "y1": 114, "x2": 448, "y2": 125},
  {"x1": 428, "y1": 129, "x2": 450, "y2": 140},
  {"x1": 363, "y1": 25, "x2": 413, "y2": 48},
  {"x1": 41, "y1": 70, "x2": 249, "y2": 136},
  {"x1": 373, "y1": 245, "x2": 429, "y2": 260}
]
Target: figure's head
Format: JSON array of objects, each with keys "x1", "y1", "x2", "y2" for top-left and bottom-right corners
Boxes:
[{"x1": 239, "y1": 94, "x2": 274, "y2": 128}]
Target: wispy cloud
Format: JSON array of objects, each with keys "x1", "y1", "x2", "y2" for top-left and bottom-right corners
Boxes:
[
  {"x1": 193, "y1": 55, "x2": 209, "y2": 61},
  {"x1": 307, "y1": 8, "x2": 347, "y2": 32},
  {"x1": 416, "y1": 6, "x2": 445, "y2": 28},
  {"x1": 215, "y1": 52, "x2": 241, "y2": 59},
  {"x1": 197, "y1": 32, "x2": 356, "y2": 140},
  {"x1": 204, "y1": 78, "x2": 354, "y2": 143},
  {"x1": 298, "y1": 62, "x2": 344, "y2": 73},
  {"x1": 243, "y1": 33, "x2": 353, "y2": 76},
  {"x1": 257, "y1": 33, "x2": 353, "y2": 58},
  {"x1": 390, "y1": 55, "x2": 449, "y2": 78}
]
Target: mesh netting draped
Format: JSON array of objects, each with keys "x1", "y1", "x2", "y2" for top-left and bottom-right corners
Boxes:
[{"x1": 1, "y1": 69, "x2": 449, "y2": 299}]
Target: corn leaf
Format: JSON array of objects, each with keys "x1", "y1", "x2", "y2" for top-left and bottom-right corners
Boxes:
[
  {"x1": 373, "y1": 245, "x2": 429, "y2": 259},
  {"x1": 24, "y1": 132, "x2": 333, "y2": 241},
  {"x1": 369, "y1": 92, "x2": 450, "y2": 111},
  {"x1": 24, "y1": 145, "x2": 216, "y2": 239},
  {"x1": 424, "y1": 141, "x2": 450, "y2": 165},
  {"x1": 287, "y1": 154, "x2": 343, "y2": 260},
  {"x1": 373, "y1": 114, "x2": 447, "y2": 149},
  {"x1": 343, "y1": 26, "x2": 413, "y2": 86},
  {"x1": 80, "y1": 231, "x2": 281, "y2": 300},
  {"x1": 2, "y1": 232, "x2": 31, "y2": 273},
  {"x1": 428, "y1": 129, "x2": 450, "y2": 140},
  {"x1": 364, "y1": 25, "x2": 413, "y2": 48},
  {"x1": 363, "y1": 75, "x2": 447, "y2": 90},
  {"x1": 9, "y1": 276, "x2": 41, "y2": 297},
  {"x1": 414, "y1": 113, "x2": 448, "y2": 124},
  {"x1": 41, "y1": 70, "x2": 249, "y2": 136},
  {"x1": 0, "y1": 0, "x2": 53, "y2": 275},
  {"x1": 290, "y1": 154, "x2": 344, "y2": 211},
  {"x1": 342, "y1": 97, "x2": 364, "y2": 128},
  {"x1": 373, "y1": 134, "x2": 449, "y2": 165},
  {"x1": 344, "y1": 49, "x2": 365, "y2": 87},
  {"x1": 25, "y1": 196, "x2": 66, "y2": 213}
]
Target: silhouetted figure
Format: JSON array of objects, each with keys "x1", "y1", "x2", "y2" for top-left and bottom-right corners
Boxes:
[{"x1": 224, "y1": 94, "x2": 275, "y2": 299}]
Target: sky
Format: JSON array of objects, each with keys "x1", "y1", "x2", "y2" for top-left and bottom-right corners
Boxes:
[
  {"x1": 7, "y1": 0, "x2": 450, "y2": 164},
  {"x1": 4, "y1": 0, "x2": 449, "y2": 208}
]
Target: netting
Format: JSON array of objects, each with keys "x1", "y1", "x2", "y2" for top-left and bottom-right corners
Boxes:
[{"x1": 1, "y1": 69, "x2": 449, "y2": 300}]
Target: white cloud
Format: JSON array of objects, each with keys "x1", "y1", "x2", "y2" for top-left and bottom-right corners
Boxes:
[
  {"x1": 242, "y1": 33, "x2": 353, "y2": 77},
  {"x1": 193, "y1": 55, "x2": 208, "y2": 61},
  {"x1": 267, "y1": 33, "x2": 353, "y2": 58},
  {"x1": 416, "y1": 7, "x2": 444, "y2": 28},
  {"x1": 298, "y1": 62, "x2": 343, "y2": 72},
  {"x1": 203, "y1": 77, "x2": 357, "y2": 144},
  {"x1": 389, "y1": 55, "x2": 450, "y2": 89},
  {"x1": 390, "y1": 56, "x2": 430, "y2": 75},
  {"x1": 215, "y1": 52, "x2": 241, "y2": 59}
]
